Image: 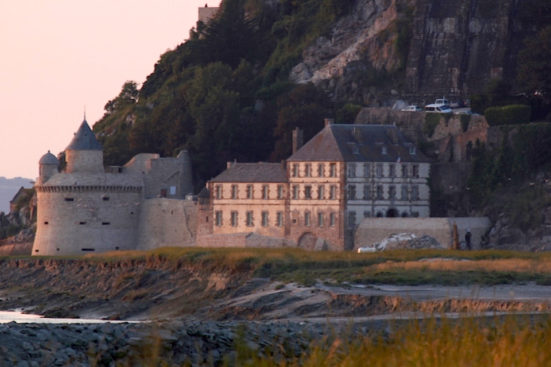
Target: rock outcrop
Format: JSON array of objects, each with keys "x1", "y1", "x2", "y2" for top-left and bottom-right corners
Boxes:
[{"x1": 290, "y1": 0, "x2": 532, "y2": 103}]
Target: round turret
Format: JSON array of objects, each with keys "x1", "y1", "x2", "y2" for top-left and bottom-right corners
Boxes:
[
  {"x1": 38, "y1": 150, "x2": 59, "y2": 184},
  {"x1": 65, "y1": 119, "x2": 104, "y2": 173}
]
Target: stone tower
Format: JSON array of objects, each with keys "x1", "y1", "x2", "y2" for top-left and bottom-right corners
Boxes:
[
  {"x1": 32, "y1": 118, "x2": 143, "y2": 256},
  {"x1": 65, "y1": 119, "x2": 103, "y2": 173},
  {"x1": 38, "y1": 151, "x2": 59, "y2": 185}
]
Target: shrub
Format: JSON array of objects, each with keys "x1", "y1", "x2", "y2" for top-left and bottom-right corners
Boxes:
[
  {"x1": 423, "y1": 113, "x2": 441, "y2": 137},
  {"x1": 484, "y1": 104, "x2": 531, "y2": 126}
]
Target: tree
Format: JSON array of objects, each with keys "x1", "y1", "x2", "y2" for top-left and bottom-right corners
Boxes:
[{"x1": 518, "y1": 26, "x2": 551, "y2": 100}]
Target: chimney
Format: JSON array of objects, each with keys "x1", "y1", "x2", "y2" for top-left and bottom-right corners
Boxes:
[
  {"x1": 324, "y1": 118, "x2": 335, "y2": 127},
  {"x1": 227, "y1": 159, "x2": 236, "y2": 169},
  {"x1": 292, "y1": 127, "x2": 304, "y2": 154}
]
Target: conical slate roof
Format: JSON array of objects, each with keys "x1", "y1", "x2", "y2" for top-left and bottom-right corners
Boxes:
[
  {"x1": 66, "y1": 120, "x2": 102, "y2": 151},
  {"x1": 39, "y1": 150, "x2": 59, "y2": 165}
]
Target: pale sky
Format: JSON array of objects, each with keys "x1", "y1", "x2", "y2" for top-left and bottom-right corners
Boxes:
[{"x1": 0, "y1": 1, "x2": 220, "y2": 180}]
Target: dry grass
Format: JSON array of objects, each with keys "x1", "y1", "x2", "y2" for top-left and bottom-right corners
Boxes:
[
  {"x1": 241, "y1": 316, "x2": 551, "y2": 367},
  {"x1": 368, "y1": 258, "x2": 551, "y2": 274}
]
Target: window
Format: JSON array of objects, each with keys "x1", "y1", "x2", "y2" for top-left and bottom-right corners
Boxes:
[
  {"x1": 330, "y1": 185, "x2": 337, "y2": 200},
  {"x1": 292, "y1": 164, "x2": 299, "y2": 177},
  {"x1": 276, "y1": 212, "x2": 284, "y2": 227},
  {"x1": 412, "y1": 164, "x2": 419, "y2": 178},
  {"x1": 231, "y1": 211, "x2": 238, "y2": 227},
  {"x1": 347, "y1": 163, "x2": 356, "y2": 178},
  {"x1": 376, "y1": 164, "x2": 383, "y2": 178},
  {"x1": 401, "y1": 185, "x2": 409, "y2": 200},
  {"x1": 381, "y1": 146, "x2": 387, "y2": 155},
  {"x1": 347, "y1": 185, "x2": 356, "y2": 200},
  {"x1": 318, "y1": 212, "x2": 324, "y2": 227},
  {"x1": 102, "y1": 222, "x2": 110, "y2": 225},
  {"x1": 389, "y1": 185, "x2": 396, "y2": 199},
  {"x1": 402, "y1": 164, "x2": 408, "y2": 178},
  {"x1": 363, "y1": 163, "x2": 370, "y2": 177},
  {"x1": 389, "y1": 164, "x2": 395, "y2": 178},
  {"x1": 79, "y1": 221, "x2": 86, "y2": 225},
  {"x1": 348, "y1": 211, "x2": 356, "y2": 228},
  {"x1": 376, "y1": 185, "x2": 384, "y2": 199},
  {"x1": 102, "y1": 196, "x2": 110, "y2": 201},
  {"x1": 411, "y1": 185, "x2": 419, "y2": 200},
  {"x1": 329, "y1": 212, "x2": 336, "y2": 226},
  {"x1": 363, "y1": 185, "x2": 371, "y2": 200},
  {"x1": 215, "y1": 211, "x2": 222, "y2": 226},
  {"x1": 277, "y1": 185, "x2": 284, "y2": 199},
  {"x1": 262, "y1": 185, "x2": 269, "y2": 199},
  {"x1": 231, "y1": 185, "x2": 238, "y2": 199},
  {"x1": 317, "y1": 163, "x2": 324, "y2": 177},
  {"x1": 304, "y1": 211, "x2": 311, "y2": 226},
  {"x1": 317, "y1": 185, "x2": 325, "y2": 200},
  {"x1": 246, "y1": 211, "x2": 254, "y2": 226},
  {"x1": 409, "y1": 145, "x2": 416, "y2": 155},
  {"x1": 363, "y1": 211, "x2": 371, "y2": 218},
  {"x1": 215, "y1": 185, "x2": 222, "y2": 199},
  {"x1": 64, "y1": 198, "x2": 74, "y2": 202},
  {"x1": 292, "y1": 185, "x2": 299, "y2": 199},
  {"x1": 261, "y1": 211, "x2": 269, "y2": 227},
  {"x1": 304, "y1": 186, "x2": 312, "y2": 199},
  {"x1": 246, "y1": 185, "x2": 253, "y2": 199},
  {"x1": 305, "y1": 163, "x2": 312, "y2": 177},
  {"x1": 169, "y1": 186, "x2": 176, "y2": 196},
  {"x1": 330, "y1": 163, "x2": 337, "y2": 177}
]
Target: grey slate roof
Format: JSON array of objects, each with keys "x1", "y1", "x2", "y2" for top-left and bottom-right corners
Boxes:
[
  {"x1": 210, "y1": 162, "x2": 287, "y2": 183},
  {"x1": 39, "y1": 151, "x2": 59, "y2": 165},
  {"x1": 66, "y1": 120, "x2": 102, "y2": 151},
  {"x1": 287, "y1": 124, "x2": 429, "y2": 163}
]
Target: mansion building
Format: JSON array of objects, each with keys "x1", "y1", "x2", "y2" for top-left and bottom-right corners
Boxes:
[{"x1": 206, "y1": 122, "x2": 430, "y2": 250}]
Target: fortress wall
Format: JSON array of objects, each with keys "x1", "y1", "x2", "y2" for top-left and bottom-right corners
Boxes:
[
  {"x1": 354, "y1": 217, "x2": 491, "y2": 249},
  {"x1": 136, "y1": 199, "x2": 197, "y2": 250},
  {"x1": 33, "y1": 189, "x2": 142, "y2": 255}
]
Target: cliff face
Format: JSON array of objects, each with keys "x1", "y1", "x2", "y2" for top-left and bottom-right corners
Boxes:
[{"x1": 290, "y1": 0, "x2": 530, "y2": 103}]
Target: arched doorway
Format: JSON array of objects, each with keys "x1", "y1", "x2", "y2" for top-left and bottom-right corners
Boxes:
[
  {"x1": 298, "y1": 232, "x2": 317, "y2": 250},
  {"x1": 386, "y1": 208, "x2": 398, "y2": 217}
]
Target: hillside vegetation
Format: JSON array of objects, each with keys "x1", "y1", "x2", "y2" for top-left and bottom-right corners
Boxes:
[{"x1": 92, "y1": 0, "x2": 550, "y2": 190}]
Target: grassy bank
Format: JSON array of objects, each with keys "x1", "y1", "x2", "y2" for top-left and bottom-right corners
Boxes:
[
  {"x1": 232, "y1": 315, "x2": 551, "y2": 367},
  {"x1": 78, "y1": 247, "x2": 551, "y2": 286}
]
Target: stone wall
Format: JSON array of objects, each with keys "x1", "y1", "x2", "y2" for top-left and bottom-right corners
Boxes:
[
  {"x1": 136, "y1": 199, "x2": 197, "y2": 250},
  {"x1": 354, "y1": 217, "x2": 491, "y2": 250}
]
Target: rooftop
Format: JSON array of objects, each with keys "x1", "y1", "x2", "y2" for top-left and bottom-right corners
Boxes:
[
  {"x1": 287, "y1": 123, "x2": 429, "y2": 163},
  {"x1": 210, "y1": 162, "x2": 287, "y2": 183},
  {"x1": 66, "y1": 120, "x2": 102, "y2": 151}
]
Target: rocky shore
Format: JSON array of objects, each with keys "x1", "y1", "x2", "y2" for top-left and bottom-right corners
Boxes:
[{"x1": 0, "y1": 318, "x2": 392, "y2": 366}]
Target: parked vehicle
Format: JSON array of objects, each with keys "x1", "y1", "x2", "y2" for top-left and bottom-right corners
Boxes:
[
  {"x1": 400, "y1": 105, "x2": 422, "y2": 112},
  {"x1": 425, "y1": 98, "x2": 452, "y2": 113}
]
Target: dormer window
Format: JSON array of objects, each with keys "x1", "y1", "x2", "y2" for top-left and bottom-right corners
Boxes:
[
  {"x1": 409, "y1": 145, "x2": 416, "y2": 155},
  {"x1": 381, "y1": 146, "x2": 387, "y2": 155}
]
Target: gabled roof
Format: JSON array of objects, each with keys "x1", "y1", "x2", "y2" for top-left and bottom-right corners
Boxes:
[
  {"x1": 287, "y1": 124, "x2": 429, "y2": 163},
  {"x1": 66, "y1": 120, "x2": 102, "y2": 151},
  {"x1": 210, "y1": 162, "x2": 287, "y2": 183}
]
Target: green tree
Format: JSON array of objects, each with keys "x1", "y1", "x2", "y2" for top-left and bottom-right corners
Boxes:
[{"x1": 518, "y1": 26, "x2": 551, "y2": 101}]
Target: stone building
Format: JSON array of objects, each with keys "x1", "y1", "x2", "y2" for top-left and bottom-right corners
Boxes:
[
  {"x1": 205, "y1": 122, "x2": 431, "y2": 250},
  {"x1": 32, "y1": 119, "x2": 194, "y2": 256}
]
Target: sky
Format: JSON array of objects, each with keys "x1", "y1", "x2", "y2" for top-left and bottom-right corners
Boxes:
[{"x1": 0, "y1": 1, "x2": 220, "y2": 180}]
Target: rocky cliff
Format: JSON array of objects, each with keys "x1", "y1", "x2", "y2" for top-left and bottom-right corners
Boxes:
[{"x1": 290, "y1": 0, "x2": 533, "y2": 104}]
